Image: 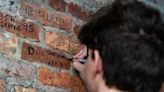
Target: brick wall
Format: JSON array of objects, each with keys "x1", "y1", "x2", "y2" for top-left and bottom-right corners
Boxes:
[
  {"x1": 0, "y1": 0, "x2": 94, "y2": 91},
  {"x1": 0, "y1": 0, "x2": 163, "y2": 92}
]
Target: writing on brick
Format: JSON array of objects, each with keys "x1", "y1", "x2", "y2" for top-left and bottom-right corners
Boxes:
[
  {"x1": 23, "y1": 3, "x2": 66, "y2": 23},
  {"x1": 20, "y1": 2, "x2": 72, "y2": 31},
  {"x1": 22, "y1": 43, "x2": 71, "y2": 69},
  {"x1": 0, "y1": 13, "x2": 19, "y2": 31},
  {"x1": 0, "y1": 13, "x2": 34, "y2": 32},
  {"x1": 0, "y1": 12, "x2": 39, "y2": 40}
]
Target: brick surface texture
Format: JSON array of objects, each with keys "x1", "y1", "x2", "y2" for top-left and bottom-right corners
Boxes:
[
  {"x1": 38, "y1": 67, "x2": 86, "y2": 92},
  {"x1": 0, "y1": 0, "x2": 163, "y2": 92}
]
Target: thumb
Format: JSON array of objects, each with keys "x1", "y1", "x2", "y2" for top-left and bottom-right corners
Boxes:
[{"x1": 73, "y1": 61, "x2": 84, "y2": 72}]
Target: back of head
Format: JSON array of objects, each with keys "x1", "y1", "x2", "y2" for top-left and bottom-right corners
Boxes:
[{"x1": 78, "y1": 0, "x2": 164, "y2": 92}]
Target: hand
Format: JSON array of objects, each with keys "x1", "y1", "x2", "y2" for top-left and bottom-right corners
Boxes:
[
  {"x1": 73, "y1": 46, "x2": 88, "y2": 80},
  {"x1": 73, "y1": 47, "x2": 101, "y2": 92},
  {"x1": 73, "y1": 46, "x2": 87, "y2": 59}
]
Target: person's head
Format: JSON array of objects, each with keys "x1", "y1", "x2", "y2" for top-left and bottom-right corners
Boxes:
[{"x1": 77, "y1": 0, "x2": 164, "y2": 92}]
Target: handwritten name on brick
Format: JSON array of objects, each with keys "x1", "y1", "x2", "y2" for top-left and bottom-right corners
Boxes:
[
  {"x1": 20, "y1": 1, "x2": 72, "y2": 31},
  {"x1": 0, "y1": 12, "x2": 40, "y2": 40},
  {"x1": 21, "y1": 43, "x2": 71, "y2": 69}
]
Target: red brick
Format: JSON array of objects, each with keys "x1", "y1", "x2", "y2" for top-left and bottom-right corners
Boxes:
[
  {"x1": 49, "y1": 0, "x2": 67, "y2": 12},
  {"x1": 0, "y1": 31, "x2": 17, "y2": 55},
  {"x1": 68, "y1": 3, "x2": 88, "y2": 21},
  {"x1": 0, "y1": 12, "x2": 40, "y2": 40},
  {"x1": 38, "y1": 7, "x2": 50, "y2": 25},
  {"x1": 20, "y1": 2, "x2": 50, "y2": 26},
  {"x1": 15, "y1": 86, "x2": 38, "y2": 92},
  {"x1": 0, "y1": 79, "x2": 6, "y2": 92},
  {"x1": 44, "y1": 31, "x2": 83, "y2": 54},
  {"x1": 16, "y1": 20, "x2": 40, "y2": 40},
  {"x1": 20, "y1": 1, "x2": 73, "y2": 31},
  {"x1": 44, "y1": 31, "x2": 69, "y2": 52},
  {"x1": 20, "y1": 2, "x2": 37, "y2": 19},
  {"x1": 38, "y1": 67, "x2": 86, "y2": 92},
  {"x1": 74, "y1": 25, "x2": 81, "y2": 35},
  {"x1": 69, "y1": 38, "x2": 84, "y2": 55},
  {"x1": 20, "y1": 2, "x2": 49, "y2": 25},
  {"x1": 21, "y1": 42, "x2": 71, "y2": 70},
  {"x1": 51, "y1": 12, "x2": 73, "y2": 31}
]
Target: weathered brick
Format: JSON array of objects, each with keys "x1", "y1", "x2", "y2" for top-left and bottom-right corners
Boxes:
[
  {"x1": 74, "y1": 25, "x2": 81, "y2": 35},
  {"x1": 38, "y1": 7, "x2": 49, "y2": 25},
  {"x1": 0, "y1": 12, "x2": 40, "y2": 40},
  {"x1": 15, "y1": 86, "x2": 38, "y2": 92},
  {"x1": 15, "y1": 20, "x2": 40, "y2": 40},
  {"x1": 20, "y1": 1, "x2": 37, "y2": 19},
  {"x1": 21, "y1": 42, "x2": 71, "y2": 70},
  {"x1": 0, "y1": 55, "x2": 35, "y2": 80},
  {"x1": 69, "y1": 38, "x2": 84, "y2": 55},
  {"x1": 20, "y1": 1, "x2": 73, "y2": 31},
  {"x1": 38, "y1": 67, "x2": 86, "y2": 92},
  {"x1": 50, "y1": 12, "x2": 72, "y2": 32},
  {"x1": 20, "y1": 2, "x2": 50, "y2": 26},
  {"x1": 0, "y1": 79, "x2": 6, "y2": 92},
  {"x1": 44, "y1": 30, "x2": 83, "y2": 54},
  {"x1": 68, "y1": 3, "x2": 88, "y2": 21},
  {"x1": 0, "y1": 31, "x2": 17, "y2": 55},
  {"x1": 45, "y1": 31, "x2": 69, "y2": 52},
  {"x1": 49, "y1": 0, "x2": 67, "y2": 12}
]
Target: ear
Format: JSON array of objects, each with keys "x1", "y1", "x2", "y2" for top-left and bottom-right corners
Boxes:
[{"x1": 92, "y1": 50, "x2": 103, "y2": 77}]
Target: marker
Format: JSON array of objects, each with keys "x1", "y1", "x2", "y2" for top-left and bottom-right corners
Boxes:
[{"x1": 68, "y1": 58, "x2": 87, "y2": 63}]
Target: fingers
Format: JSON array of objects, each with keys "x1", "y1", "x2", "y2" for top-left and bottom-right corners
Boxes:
[
  {"x1": 72, "y1": 46, "x2": 87, "y2": 79},
  {"x1": 73, "y1": 60, "x2": 84, "y2": 72},
  {"x1": 73, "y1": 46, "x2": 87, "y2": 59}
]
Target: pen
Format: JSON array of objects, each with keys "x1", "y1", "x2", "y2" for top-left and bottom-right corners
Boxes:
[{"x1": 68, "y1": 58, "x2": 87, "y2": 63}]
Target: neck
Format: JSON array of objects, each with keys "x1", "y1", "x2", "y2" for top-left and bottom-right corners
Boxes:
[{"x1": 95, "y1": 75, "x2": 121, "y2": 92}]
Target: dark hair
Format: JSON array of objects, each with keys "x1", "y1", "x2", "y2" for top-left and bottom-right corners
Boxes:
[{"x1": 78, "y1": 0, "x2": 164, "y2": 92}]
